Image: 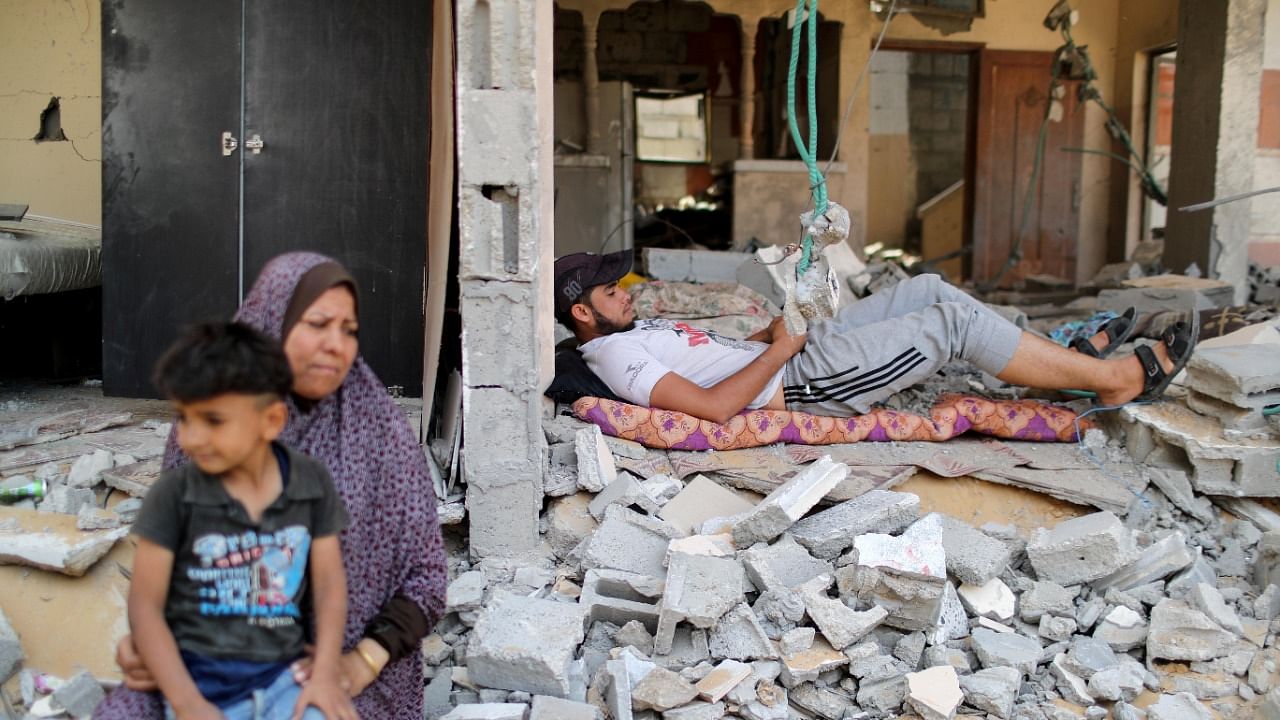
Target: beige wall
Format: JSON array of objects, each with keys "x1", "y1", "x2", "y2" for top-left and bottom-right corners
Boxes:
[
  {"x1": 0, "y1": 1, "x2": 101, "y2": 225},
  {"x1": 883, "y1": 1, "x2": 1124, "y2": 284}
]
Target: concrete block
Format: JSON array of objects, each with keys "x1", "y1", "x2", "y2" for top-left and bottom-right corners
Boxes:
[
  {"x1": 66, "y1": 449, "x2": 113, "y2": 488},
  {"x1": 787, "y1": 682, "x2": 854, "y2": 720},
  {"x1": 466, "y1": 478, "x2": 541, "y2": 560},
  {"x1": 855, "y1": 675, "x2": 907, "y2": 715},
  {"x1": 462, "y1": 387, "x2": 543, "y2": 471},
  {"x1": 1098, "y1": 275, "x2": 1234, "y2": 314},
  {"x1": 0, "y1": 524, "x2": 128, "y2": 577},
  {"x1": 666, "y1": 534, "x2": 736, "y2": 566},
  {"x1": 928, "y1": 512, "x2": 1013, "y2": 585},
  {"x1": 694, "y1": 659, "x2": 752, "y2": 702},
  {"x1": 458, "y1": 91, "x2": 536, "y2": 187},
  {"x1": 958, "y1": 666, "x2": 1020, "y2": 719},
  {"x1": 461, "y1": 281, "x2": 539, "y2": 387},
  {"x1": 1026, "y1": 511, "x2": 1138, "y2": 585},
  {"x1": 1145, "y1": 692, "x2": 1213, "y2": 720},
  {"x1": 1019, "y1": 580, "x2": 1075, "y2": 623},
  {"x1": 447, "y1": 571, "x2": 488, "y2": 613},
  {"x1": 788, "y1": 489, "x2": 920, "y2": 559},
  {"x1": 589, "y1": 473, "x2": 661, "y2": 520},
  {"x1": 440, "y1": 705, "x2": 528, "y2": 720},
  {"x1": 38, "y1": 484, "x2": 95, "y2": 515},
  {"x1": 639, "y1": 474, "x2": 682, "y2": 505},
  {"x1": 468, "y1": 590, "x2": 587, "y2": 697},
  {"x1": 707, "y1": 603, "x2": 777, "y2": 661},
  {"x1": 655, "y1": 627, "x2": 712, "y2": 670},
  {"x1": 1093, "y1": 530, "x2": 1195, "y2": 592},
  {"x1": 1049, "y1": 653, "x2": 1094, "y2": 706},
  {"x1": 731, "y1": 457, "x2": 848, "y2": 547},
  {"x1": 614, "y1": 620, "x2": 655, "y2": 655},
  {"x1": 905, "y1": 665, "x2": 963, "y2": 720},
  {"x1": 796, "y1": 575, "x2": 887, "y2": 650},
  {"x1": 631, "y1": 667, "x2": 698, "y2": 712},
  {"x1": 1086, "y1": 659, "x2": 1149, "y2": 703},
  {"x1": 424, "y1": 671, "x2": 453, "y2": 719},
  {"x1": 654, "y1": 552, "x2": 745, "y2": 654},
  {"x1": 529, "y1": 695, "x2": 601, "y2": 720},
  {"x1": 51, "y1": 671, "x2": 103, "y2": 718},
  {"x1": 1146, "y1": 467, "x2": 1215, "y2": 523},
  {"x1": 778, "y1": 627, "x2": 814, "y2": 656},
  {"x1": 658, "y1": 475, "x2": 754, "y2": 536},
  {"x1": 1093, "y1": 605, "x2": 1148, "y2": 652},
  {"x1": 1038, "y1": 615, "x2": 1078, "y2": 643},
  {"x1": 580, "y1": 505, "x2": 682, "y2": 580},
  {"x1": 778, "y1": 636, "x2": 848, "y2": 688},
  {"x1": 957, "y1": 578, "x2": 1016, "y2": 623},
  {"x1": 1187, "y1": 389, "x2": 1271, "y2": 432},
  {"x1": 1189, "y1": 583, "x2": 1244, "y2": 636},
  {"x1": 1187, "y1": 344, "x2": 1280, "y2": 399},
  {"x1": 546, "y1": 493, "x2": 598, "y2": 562},
  {"x1": 1064, "y1": 636, "x2": 1119, "y2": 679},
  {"x1": 1147, "y1": 598, "x2": 1237, "y2": 662},
  {"x1": 0, "y1": 607, "x2": 21, "y2": 682},
  {"x1": 580, "y1": 569, "x2": 662, "y2": 632},
  {"x1": 1121, "y1": 403, "x2": 1280, "y2": 497},
  {"x1": 841, "y1": 514, "x2": 947, "y2": 630},
  {"x1": 643, "y1": 248, "x2": 750, "y2": 283},
  {"x1": 969, "y1": 627, "x2": 1042, "y2": 677},
  {"x1": 739, "y1": 534, "x2": 832, "y2": 593},
  {"x1": 662, "y1": 701, "x2": 726, "y2": 719},
  {"x1": 575, "y1": 425, "x2": 617, "y2": 493},
  {"x1": 929, "y1": 581, "x2": 970, "y2": 647}
]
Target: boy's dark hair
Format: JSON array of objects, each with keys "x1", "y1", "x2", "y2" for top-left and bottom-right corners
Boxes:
[
  {"x1": 154, "y1": 322, "x2": 293, "y2": 403},
  {"x1": 554, "y1": 286, "x2": 593, "y2": 330}
]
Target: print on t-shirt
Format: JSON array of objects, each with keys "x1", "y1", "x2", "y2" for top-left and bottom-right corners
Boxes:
[
  {"x1": 644, "y1": 320, "x2": 756, "y2": 351},
  {"x1": 189, "y1": 525, "x2": 310, "y2": 627}
]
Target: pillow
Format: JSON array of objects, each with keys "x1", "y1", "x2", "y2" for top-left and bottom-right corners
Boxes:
[
  {"x1": 545, "y1": 339, "x2": 622, "y2": 405},
  {"x1": 572, "y1": 394, "x2": 1088, "y2": 450}
]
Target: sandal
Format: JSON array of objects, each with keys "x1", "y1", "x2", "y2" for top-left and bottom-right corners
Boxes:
[
  {"x1": 1131, "y1": 313, "x2": 1199, "y2": 402},
  {"x1": 1071, "y1": 307, "x2": 1137, "y2": 359}
]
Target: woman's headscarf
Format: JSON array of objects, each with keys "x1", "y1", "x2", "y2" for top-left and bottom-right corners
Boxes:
[{"x1": 97, "y1": 252, "x2": 446, "y2": 720}]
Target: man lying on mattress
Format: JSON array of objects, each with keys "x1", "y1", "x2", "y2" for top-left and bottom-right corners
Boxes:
[{"x1": 553, "y1": 250, "x2": 1194, "y2": 425}]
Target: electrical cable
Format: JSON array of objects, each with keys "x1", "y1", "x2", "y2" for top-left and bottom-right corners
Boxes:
[{"x1": 598, "y1": 214, "x2": 697, "y2": 255}]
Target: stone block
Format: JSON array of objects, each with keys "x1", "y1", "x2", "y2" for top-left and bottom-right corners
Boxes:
[
  {"x1": 730, "y1": 457, "x2": 848, "y2": 547},
  {"x1": 905, "y1": 665, "x2": 962, "y2": 720},
  {"x1": 529, "y1": 695, "x2": 601, "y2": 720},
  {"x1": 969, "y1": 627, "x2": 1042, "y2": 677},
  {"x1": 796, "y1": 575, "x2": 887, "y2": 650},
  {"x1": 957, "y1": 578, "x2": 1016, "y2": 623},
  {"x1": 1093, "y1": 605, "x2": 1148, "y2": 652},
  {"x1": 928, "y1": 512, "x2": 1013, "y2": 585},
  {"x1": 441, "y1": 705, "x2": 528, "y2": 720},
  {"x1": 1050, "y1": 653, "x2": 1094, "y2": 706},
  {"x1": 468, "y1": 590, "x2": 587, "y2": 697},
  {"x1": 1019, "y1": 580, "x2": 1075, "y2": 623},
  {"x1": 1187, "y1": 344, "x2": 1280, "y2": 400},
  {"x1": 1098, "y1": 275, "x2": 1234, "y2": 314},
  {"x1": 458, "y1": 182, "x2": 539, "y2": 282},
  {"x1": 580, "y1": 569, "x2": 662, "y2": 632},
  {"x1": 1093, "y1": 530, "x2": 1194, "y2": 592},
  {"x1": 695, "y1": 659, "x2": 751, "y2": 703},
  {"x1": 51, "y1": 671, "x2": 103, "y2": 718},
  {"x1": 788, "y1": 489, "x2": 920, "y2": 559},
  {"x1": 1026, "y1": 511, "x2": 1138, "y2": 585},
  {"x1": 658, "y1": 475, "x2": 754, "y2": 536},
  {"x1": 1147, "y1": 598, "x2": 1237, "y2": 662},
  {"x1": 546, "y1": 493, "x2": 598, "y2": 562},
  {"x1": 588, "y1": 473, "x2": 661, "y2": 520},
  {"x1": 575, "y1": 425, "x2": 617, "y2": 493},
  {"x1": 459, "y1": 91, "x2": 536, "y2": 187},
  {"x1": 707, "y1": 603, "x2": 777, "y2": 661},
  {"x1": 66, "y1": 449, "x2": 113, "y2": 488},
  {"x1": 466, "y1": 478, "x2": 541, "y2": 560},
  {"x1": 959, "y1": 666, "x2": 1020, "y2": 719},
  {"x1": 1189, "y1": 583, "x2": 1244, "y2": 637},
  {"x1": 654, "y1": 552, "x2": 745, "y2": 654},
  {"x1": 447, "y1": 570, "x2": 488, "y2": 614},
  {"x1": 779, "y1": 636, "x2": 848, "y2": 688},
  {"x1": 643, "y1": 248, "x2": 750, "y2": 284},
  {"x1": 841, "y1": 514, "x2": 947, "y2": 631},
  {"x1": 739, "y1": 534, "x2": 832, "y2": 593},
  {"x1": 580, "y1": 505, "x2": 681, "y2": 580},
  {"x1": 460, "y1": 281, "x2": 539, "y2": 388},
  {"x1": 631, "y1": 667, "x2": 698, "y2": 711},
  {"x1": 0, "y1": 607, "x2": 21, "y2": 681}
]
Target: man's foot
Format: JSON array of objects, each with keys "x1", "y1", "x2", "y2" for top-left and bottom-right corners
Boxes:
[{"x1": 1095, "y1": 319, "x2": 1197, "y2": 406}]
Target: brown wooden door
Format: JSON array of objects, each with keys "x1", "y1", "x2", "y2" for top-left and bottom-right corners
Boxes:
[{"x1": 971, "y1": 50, "x2": 1083, "y2": 286}]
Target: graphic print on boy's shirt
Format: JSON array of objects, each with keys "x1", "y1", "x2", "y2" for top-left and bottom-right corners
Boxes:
[{"x1": 188, "y1": 525, "x2": 311, "y2": 625}]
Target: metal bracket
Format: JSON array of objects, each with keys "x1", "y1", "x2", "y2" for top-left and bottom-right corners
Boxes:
[
  {"x1": 245, "y1": 134, "x2": 265, "y2": 154},
  {"x1": 221, "y1": 131, "x2": 238, "y2": 157}
]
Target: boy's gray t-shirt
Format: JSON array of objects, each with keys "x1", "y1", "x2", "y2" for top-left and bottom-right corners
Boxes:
[{"x1": 132, "y1": 443, "x2": 349, "y2": 663}]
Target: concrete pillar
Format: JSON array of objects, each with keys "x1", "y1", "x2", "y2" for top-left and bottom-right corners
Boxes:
[
  {"x1": 583, "y1": 11, "x2": 602, "y2": 155},
  {"x1": 739, "y1": 18, "x2": 758, "y2": 160},
  {"x1": 1164, "y1": 0, "x2": 1265, "y2": 302},
  {"x1": 455, "y1": 0, "x2": 551, "y2": 559}
]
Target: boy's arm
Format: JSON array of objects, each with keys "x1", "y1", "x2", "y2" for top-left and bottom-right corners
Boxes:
[
  {"x1": 127, "y1": 538, "x2": 219, "y2": 719},
  {"x1": 294, "y1": 534, "x2": 357, "y2": 719}
]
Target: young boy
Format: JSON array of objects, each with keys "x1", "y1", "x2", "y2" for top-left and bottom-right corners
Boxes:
[{"x1": 128, "y1": 322, "x2": 355, "y2": 720}]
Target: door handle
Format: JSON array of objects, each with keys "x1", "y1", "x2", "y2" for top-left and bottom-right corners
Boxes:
[
  {"x1": 245, "y1": 134, "x2": 264, "y2": 154},
  {"x1": 221, "y1": 131, "x2": 238, "y2": 157}
]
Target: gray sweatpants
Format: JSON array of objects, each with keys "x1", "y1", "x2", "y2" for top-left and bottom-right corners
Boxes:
[{"x1": 782, "y1": 273, "x2": 1023, "y2": 415}]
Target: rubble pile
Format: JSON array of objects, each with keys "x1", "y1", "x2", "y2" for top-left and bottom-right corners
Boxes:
[{"x1": 416, "y1": 404, "x2": 1280, "y2": 720}]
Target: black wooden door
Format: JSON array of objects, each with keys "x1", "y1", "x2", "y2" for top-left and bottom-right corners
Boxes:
[
  {"x1": 102, "y1": 0, "x2": 242, "y2": 397},
  {"x1": 243, "y1": 1, "x2": 429, "y2": 394},
  {"x1": 102, "y1": 0, "x2": 429, "y2": 397}
]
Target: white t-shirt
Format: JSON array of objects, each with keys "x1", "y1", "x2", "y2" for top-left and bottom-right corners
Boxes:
[{"x1": 580, "y1": 319, "x2": 784, "y2": 409}]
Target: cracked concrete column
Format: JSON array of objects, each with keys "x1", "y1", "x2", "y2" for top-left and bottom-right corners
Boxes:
[
  {"x1": 455, "y1": 0, "x2": 553, "y2": 559},
  {"x1": 1164, "y1": 0, "x2": 1265, "y2": 302},
  {"x1": 739, "y1": 17, "x2": 759, "y2": 160}
]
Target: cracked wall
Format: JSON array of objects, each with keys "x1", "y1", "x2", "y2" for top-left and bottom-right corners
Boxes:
[{"x1": 0, "y1": 0, "x2": 102, "y2": 225}]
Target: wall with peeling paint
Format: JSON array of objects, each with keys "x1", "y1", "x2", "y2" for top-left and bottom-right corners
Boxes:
[{"x1": 0, "y1": 1, "x2": 101, "y2": 226}]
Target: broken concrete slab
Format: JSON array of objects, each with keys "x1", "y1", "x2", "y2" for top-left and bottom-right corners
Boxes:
[
  {"x1": 662, "y1": 701, "x2": 726, "y2": 720},
  {"x1": 929, "y1": 581, "x2": 970, "y2": 647},
  {"x1": 958, "y1": 666, "x2": 1020, "y2": 719},
  {"x1": 446, "y1": 570, "x2": 488, "y2": 614},
  {"x1": 1049, "y1": 653, "x2": 1094, "y2": 706},
  {"x1": 1146, "y1": 467, "x2": 1215, "y2": 523},
  {"x1": 838, "y1": 514, "x2": 947, "y2": 631},
  {"x1": 970, "y1": 627, "x2": 1043, "y2": 677},
  {"x1": 1147, "y1": 598, "x2": 1237, "y2": 663},
  {"x1": 0, "y1": 508, "x2": 128, "y2": 577},
  {"x1": 1038, "y1": 614, "x2": 1078, "y2": 643},
  {"x1": 905, "y1": 665, "x2": 963, "y2": 720},
  {"x1": 694, "y1": 659, "x2": 752, "y2": 703},
  {"x1": 467, "y1": 590, "x2": 587, "y2": 697},
  {"x1": 1026, "y1": 511, "x2": 1138, "y2": 585},
  {"x1": 787, "y1": 489, "x2": 920, "y2": 559},
  {"x1": 654, "y1": 551, "x2": 745, "y2": 655},
  {"x1": 957, "y1": 577, "x2": 1016, "y2": 623},
  {"x1": 739, "y1": 534, "x2": 832, "y2": 593},
  {"x1": 707, "y1": 603, "x2": 777, "y2": 661},
  {"x1": 546, "y1": 493, "x2": 599, "y2": 562},
  {"x1": 778, "y1": 635, "x2": 847, "y2": 688},
  {"x1": 787, "y1": 682, "x2": 854, "y2": 720},
  {"x1": 666, "y1": 534, "x2": 736, "y2": 566},
  {"x1": 0, "y1": 606, "x2": 21, "y2": 682},
  {"x1": 1189, "y1": 583, "x2": 1245, "y2": 637},
  {"x1": 1098, "y1": 274, "x2": 1234, "y2": 314},
  {"x1": 1093, "y1": 530, "x2": 1194, "y2": 593},
  {"x1": 579, "y1": 569, "x2": 663, "y2": 632},
  {"x1": 1145, "y1": 691, "x2": 1213, "y2": 720},
  {"x1": 1086, "y1": 659, "x2": 1147, "y2": 702},
  {"x1": 440, "y1": 705, "x2": 528, "y2": 720},
  {"x1": 588, "y1": 473, "x2": 662, "y2": 520},
  {"x1": 76, "y1": 505, "x2": 123, "y2": 531},
  {"x1": 579, "y1": 505, "x2": 683, "y2": 580},
  {"x1": 99, "y1": 458, "x2": 161, "y2": 497},
  {"x1": 655, "y1": 627, "x2": 712, "y2": 670},
  {"x1": 66, "y1": 449, "x2": 113, "y2": 488},
  {"x1": 1187, "y1": 344, "x2": 1280, "y2": 401},
  {"x1": 730, "y1": 457, "x2": 848, "y2": 547},
  {"x1": 1019, "y1": 580, "x2": 1076, "y2": 623},
  {"x1": 528, "y1": 695, "x2": 601, "y2": 720},
  {"x1": 631, "y1": 666, "x2": 698, "y2": 711},
  {"x1": 658, "y1": 475, "x2": 756, "y2": 536},
  {"x1": 52, "y1": 670, "x2": 104, "y2": 718},
  {"x1": 639, "y1": 474, "x2": 682, "y2": 505},
  {"x1": 1121, "y1": 403, "x2": 1280, "y2": 497},
  {"x1": 928, "y1": 512, "x2": 1013, "y2": 585},
  {"x1": 575, "y1": 425, "x2": 617, "y2": 493},
  {"x1": 1093, "y1": 605, "x2": 1149, "y2": 652},
  {"x1": 796, "y1": 575, "x2": 887, "y2": 650}
]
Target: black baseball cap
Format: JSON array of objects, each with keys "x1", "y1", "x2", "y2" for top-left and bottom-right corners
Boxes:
[{"x1": 554, "y1": 250, "x2": 634, "y2": 316}]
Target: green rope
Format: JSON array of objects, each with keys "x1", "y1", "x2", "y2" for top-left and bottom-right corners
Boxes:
[{"x1": 785, "y1": 0, "x2": 828, "y2": 275}]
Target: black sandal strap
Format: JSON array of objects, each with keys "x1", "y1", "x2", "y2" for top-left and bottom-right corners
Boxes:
[
  {"x1": 1133, "y1": 344, "x2": 1165, "y2": 393},
  {"x1": 1163, "y1": 321, "x2": 1193, "y2": 358},
  {"x1": 1071, "y1": 336, "x2": 1102, "y2": 358}
]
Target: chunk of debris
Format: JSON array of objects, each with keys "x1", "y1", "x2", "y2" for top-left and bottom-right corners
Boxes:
[
  {"x1": 957, "y1": 577, "x2": 1016, "y2": 623},
  {"x1": 467, "y1": 590, "x2": 587, "y2": 697},
  {"x1": 707, "y1": 603, "x2": 777, "y2": 661},
  {"x1": 739, "y1": 534, "x2": 832, "y2": 593},
  {"x1": 545, "y1": 493, "x2": 598, "y2": 562},
  {"x1": 630, "y1": 666, "x2": 698, "y2": 711},
  {"x1": 579, "y1": 505, "x2": 682, "y2": 580},
  {"x1": 66, "y1": 449, "x2": 113, "y2": 488},
  {"x1": 0, "y1": 510, "x2": 128, "y2": 576},
  {"x1": 0, "y1": 606, "x2": 22, "y2": 682},
  {"x1": 588, "y1": 473, "x2": 662, "y2": 520},
  {"x1": 1147, "y1": 598, "x2": 1237, "y2": 662},
  {"x1": 614, "y1": 620, "x2": 655, "y2": 655},
  {"x1": 779, "y1": 635, "x2": 847, "y2": 688},
  {"x1": 838, "y1": 514, "x2": 947, "y2": 630},
  {"x1": 1189, "y1": 583, "x2": 1245, "y2": 637},
  {"x1": 958, "y1": 666, "x2": 1020, "y2": 719},
  {"x1": 580, "y1": 568, "x2": 662, "y2": 631},
  {"x1": 658, "y1": 475, "x2": 756, "y2": 536},
  {"x1": 730, "y1": 457, "x2": 849, "y2": 547},
  {"x1": 694, "y1": 659, "x2": 752, "y2": 703},
  {"x1": 788, "y1": 488, "x2": 920, "y2": 559},
  {"x1": 446, "y1": 570, "x2": 488, "y2": 614},
  {"x1": 1026, "y1": 511, "x2": 1138, "y2": 585},
  {"x1": 575, "y1": 425, "x2": 617, "y2": 493},
  {"x1": 1093, "y1": 605, "x2": 1149, "y2": 652},
  {"x1": 795, "y1": 575, "x2": 886, "y2": 650},
  {"x1": 1049, "y1": 653, "x2": 1094, "y2": 706},
  {"x1": 928, "y1": 512, "x2": 1013, "y2": 585},
  {"x1": 100, "y1": 458, "x2": 161, "y2": 497},
  {"x1": 52, "y1": 671, "x2": 105, "y2": 718},
  {"x1": 662, "y1": 701, "x2": 726, "y2": 719},
  {"x1": 440, "y1": 705, "x2": 528, "y2": 720},
  {"x1": 529, "y1": 695, "x2": 601, "y2": 720},
  {"x1": 1145, "y1": 691, "x2": 1213, "y2": 720},
  {"x1": 654, "y1": 552, "x2": 745, "y2": 654},
  {"x1": 905, "y1": 665, "x2": 963, "y2": 720},
  {"x1": 76, "y1": 505, "x2": 124, "y2": 531},
  {"x1": 969, "y1": 627, "x2": 1042, "y2": 677},
  {"x1": 1093, "y1": 530, "x2": 1194, "y2": 592}
]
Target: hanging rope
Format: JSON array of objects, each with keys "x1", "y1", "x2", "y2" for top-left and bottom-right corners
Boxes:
[{"x1": 785, "y1": 0, "x2": 828, "y2": 275}]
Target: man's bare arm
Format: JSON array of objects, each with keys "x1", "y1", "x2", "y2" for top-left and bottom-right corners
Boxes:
[{"x1": 648, "y1": 321, "x2": 805, "y2": 424}]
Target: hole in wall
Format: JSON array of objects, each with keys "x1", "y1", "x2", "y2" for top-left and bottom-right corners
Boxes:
[
  {"x1": 481, "y1": 185, "x2": 520, "y2": 274},
  {"x1": 34, "y1": 97, "x2": 68, "y2": 142}
]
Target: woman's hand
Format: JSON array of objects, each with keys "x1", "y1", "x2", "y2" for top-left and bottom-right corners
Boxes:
[
  {"x1": 291, "y1": 640, "x2": 388, "y2": 698},
  {"x1": 293, "y1": 672, "x2": 359, "y2": 720},
  {"x1": 115, "y1": 634, "x2": 159, "y2": 692}
]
